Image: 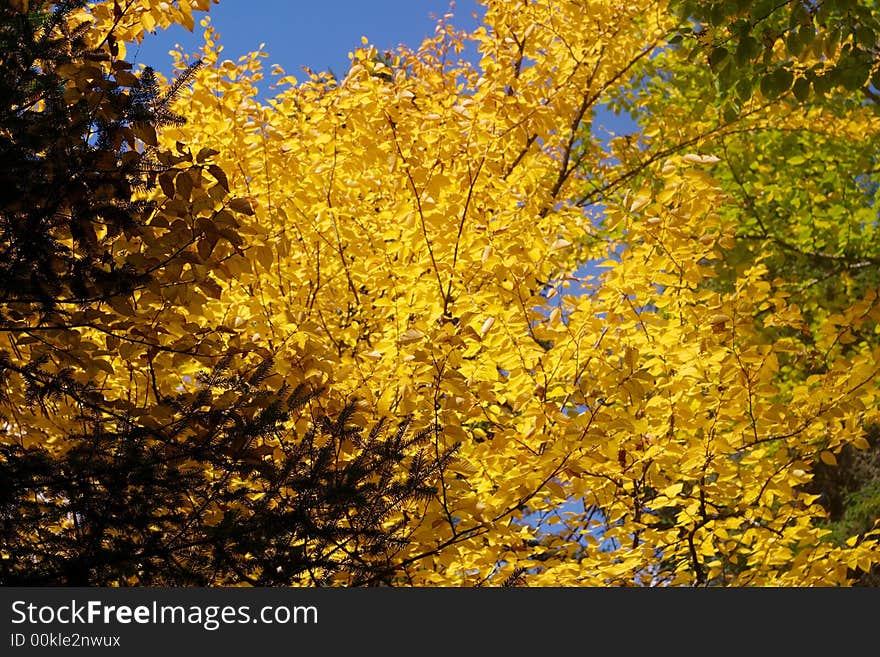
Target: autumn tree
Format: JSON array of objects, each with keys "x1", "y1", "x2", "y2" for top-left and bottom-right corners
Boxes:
[
  {"x1": 607, "y1": 0, "x2": 880, "y2": 584},
  {"x1": 0, "y1": 0, "x2": 453, "y2": 586},
  {"x1": 105, "y1": 0, "x2": 874, "y2": 586},
  {"x1": 5, "y1": 0, "x2": 880, "y2": 586}
]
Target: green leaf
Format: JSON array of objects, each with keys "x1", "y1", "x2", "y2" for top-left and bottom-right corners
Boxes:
[
  {"x1": 760, "y1": 67, "x2": 793, "y2": 99},
  {"x1": 856, "y1": 26, "x2": 875, "y2": 49},
  {"x1": 785, "y1": 29, "x2": 804, "y2": 57},
  {"x1": 735, "y1": 77, "x2": 754, "y2": 102},
  {"x1": 722, "y1": 100, "x2": 740, "y2": 123},
  {"x1": 708, "y1": 47, "x2": 729, "y2": 72},
  {"x1": 735, "y1": 36, "x2": 759, "y2": 67},
  {"x1": 813, "y1": 72, "x2": 832, "y2": 96},
  {"x1": 792, "y1": 76, "x2": 810, "y2": 102}
]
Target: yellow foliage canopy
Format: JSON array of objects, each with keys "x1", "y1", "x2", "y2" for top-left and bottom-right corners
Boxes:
[{"x1": 12, "y1": 0, "x2": 878, "y2": 585}]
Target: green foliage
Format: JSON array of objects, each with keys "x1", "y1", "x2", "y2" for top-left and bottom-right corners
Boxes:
[{"x1": 673, "y1": 0, "x2": 880, "y2": 106}]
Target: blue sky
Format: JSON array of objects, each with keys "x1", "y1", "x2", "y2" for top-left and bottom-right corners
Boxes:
[
  {"x1": 131, "y1": 1, "x2": 637, "y2": 141},
  {"x1": 132, "y1": 0, "x2": 484, "y2": 80}
]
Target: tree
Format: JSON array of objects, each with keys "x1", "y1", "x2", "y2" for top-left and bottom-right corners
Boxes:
[
  {"x1": 671, "y1": 0, "x2": 880, "y2": 113},
  {"x1": 110, "y1": 0, "x2": 876, "y2": 585},
  {"x1": 5, "y1": 0, "x2": 879, "y2": 586},
  {"x1": 602, "y1": 0, "x2": 880, "y2": 583},
  {"x1": 0, "y1": 0, "x2": 453, "y2": 586}
]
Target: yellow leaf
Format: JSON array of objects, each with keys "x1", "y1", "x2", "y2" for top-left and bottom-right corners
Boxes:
[
  {"x1": 397, "y1": 328, "x2": 424, "y2": 345},
  {"x1": 662, "y1": 482, "x2": 684, "y2": 498},
  {"x1": 682, "y1": 153, "x2": 721, "y2": 165}
]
